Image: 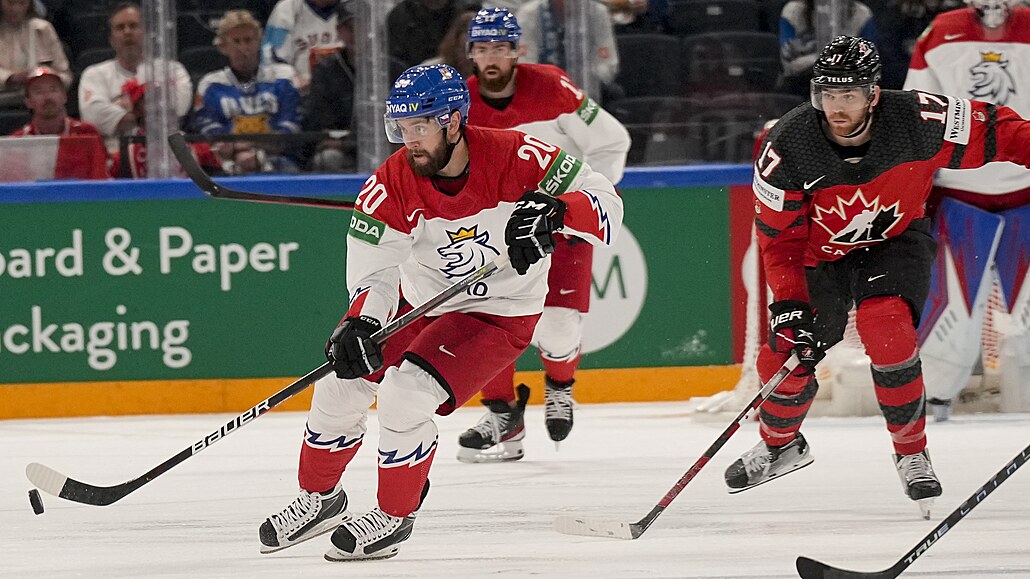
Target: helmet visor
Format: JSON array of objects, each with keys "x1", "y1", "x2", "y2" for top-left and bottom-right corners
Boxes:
[
  {"x1": 810, "y1": 82, "x2": 875, "y2": 112},
  {"x1": 467, "y1": 43, "x2": 517, "y2": 60},
  {"x1": 384, "y1": 111, "x2": 451, "y2": 144}
]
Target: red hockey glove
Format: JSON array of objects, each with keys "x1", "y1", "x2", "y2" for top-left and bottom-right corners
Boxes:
[
  {"x1": 768, "y1": 300, "x2": 824, "y2": 375},
  {"x1": 325, "y1": 315, "x2": 384, "y2": 379}
]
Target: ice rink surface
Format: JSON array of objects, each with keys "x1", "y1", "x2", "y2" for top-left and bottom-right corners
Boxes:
[{"x1": 2, "y1": 402, "x2": 1028, "y2": 579}]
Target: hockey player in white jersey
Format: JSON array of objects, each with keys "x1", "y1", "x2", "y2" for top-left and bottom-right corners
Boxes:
[
  {"x1": 257, "y1": 64, "x2": 622, "y2": 561},
  {"x1": 455, "y1": 8, "x2": 631, "y2": 462},
  {"x1": 904, "y1": 0, "x2": 1030, "y2": 420}
]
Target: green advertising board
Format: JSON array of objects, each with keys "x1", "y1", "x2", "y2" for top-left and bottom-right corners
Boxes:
[{"x1": 0, "y1": 183, "x2": 731, "y2": 384}]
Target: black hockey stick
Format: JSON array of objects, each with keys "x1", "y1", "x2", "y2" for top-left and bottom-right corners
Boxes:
[
  {"x1": 168, "y1": 132, "x2": 355, "y2": 209},
  {"x1": 796, "y1": 441, "x2": 1030, "y2": 579},
  {"x1": 554, "y1": 353, "x2": 800, "y2": 539},
  {"x1": 26, "y1": 252, "x2": 508, "y2": 506}
]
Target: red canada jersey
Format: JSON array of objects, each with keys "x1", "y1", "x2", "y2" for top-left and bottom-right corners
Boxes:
[
  {"x1": 753, "y1": 89, "x2": 1030, "y2": 302},
  {"x1": 343, "y1": 125, "x2": 623, "y2": 323}
]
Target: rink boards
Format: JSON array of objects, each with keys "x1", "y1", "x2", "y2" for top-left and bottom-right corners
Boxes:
[{"x1": 0, "y1": 167, "x2": 754, "y2": 418}]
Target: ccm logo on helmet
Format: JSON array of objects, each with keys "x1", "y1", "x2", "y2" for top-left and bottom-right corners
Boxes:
[{"x1": 387, "y1": 103, "x2": 420, "y2": 114}]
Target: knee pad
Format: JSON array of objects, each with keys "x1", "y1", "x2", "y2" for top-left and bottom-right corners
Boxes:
[
  {"x1": 376, "y1": 361, "x2": 449, "y2": 435},
  {"x1": 306, "y1": 374, "x2": 377, "y2": 448},
  {"x1": 531, "y1": 307, "x2": 584, "y2": 361},
  {"x1": 856, "y1": 296, "x2": 917, "y2": 367}
]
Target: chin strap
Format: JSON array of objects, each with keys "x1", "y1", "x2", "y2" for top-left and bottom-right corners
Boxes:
[{"x1": 438, "y1": 130, "x2": 465, "y2": 171}]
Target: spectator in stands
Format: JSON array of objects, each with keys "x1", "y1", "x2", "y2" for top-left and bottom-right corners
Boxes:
[
  {"x1": 421, "y1": 7, "x2": 478, "y2": 80},
  {"x1": 78, "y1": 2, "x2": 192, "y2": 151},
  {"x1": 0, "y1": 0, "x2": 71, "y2": 109},
  {"x1": 195, "y1": 9, "x2": 301, "y2": 175},
  {"x1": 387, "y1": 0, "x2": 482, "y2": 69},
  {"x1": 7, "y1": 67, "x2": 107, "y2": 179},
  {"x1": 262, "y1": 0, "x2": 342, "y2": 91},
  {"x1": 876, "y1": 0, "x2": 963, "y2": 89},
  {"x1": 109, "y1": 78, "x2": 221, "y2": 178},
  {"x1": 777, "y1": 0, "x2": 878, "y2": 96},
  {"x1": 516, "y1": 0, "x2": 620, "y2": 95},
  {"x1": 304, "y1": 0, "x2": 356, "y2": 172}
]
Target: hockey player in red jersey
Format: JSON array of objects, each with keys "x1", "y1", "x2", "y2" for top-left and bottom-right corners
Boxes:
[
  {"x1": 257, "y1": 64, "x2": 622, "y2": 561},
  {"x1": 904, "y1": 0, "x2": 1030, "y2": 421},
  {"x1": 454, "y1": 7, "x2": 631, "y2": 462},
  {"x1": 726, "y1": 35, "x2": 1030, "y2": 518}
]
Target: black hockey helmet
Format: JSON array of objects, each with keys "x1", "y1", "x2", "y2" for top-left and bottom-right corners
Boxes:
[{"x1": 811, "y1": 36, "x2": 881, "y2": 112}]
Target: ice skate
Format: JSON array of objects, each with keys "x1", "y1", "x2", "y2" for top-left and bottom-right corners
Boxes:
[
  {"x1": 927, "y1": 397, "x2": 951, "y2": 422},
  {"x1": 544, "y1": 377, "x2": 575, "y2": 448},
  {"x1": 259, "y1": 484, "x2": 350, "y2": 554},
  {"x1": 324, "y1": 507, "x2": 415, "y2": 561},
  {"x1": 895, "y1": 449, "x2": 942, "y2": 519},
  {"x1": 457, "y1": 384, "x2": 530, "y2": 463},
  {"x1": 725, "y1": 433, "x2": 813, "y2": 493}
]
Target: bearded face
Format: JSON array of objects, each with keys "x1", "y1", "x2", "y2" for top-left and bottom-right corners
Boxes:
[{"x1": 406, "y1": 130, "x2": 452, "y2": 177}]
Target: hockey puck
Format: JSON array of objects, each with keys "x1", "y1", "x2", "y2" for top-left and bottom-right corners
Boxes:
[{"x1": 28, "y1": 488, "x2": 44, "y2": 515}]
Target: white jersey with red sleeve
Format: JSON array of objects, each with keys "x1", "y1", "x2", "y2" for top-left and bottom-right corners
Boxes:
[
  {"x1": 904, "y1": 7, "x2": 1030, "y2": 197},
  {"x1": 343, "y1": 125, "x2": 623, "y2": 324},
  {"x1": 467, "y1": 63, "x2": 630, "y2": 184}
]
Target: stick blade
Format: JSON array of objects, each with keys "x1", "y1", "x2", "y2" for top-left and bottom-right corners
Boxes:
[
  {"x1": 25, "y1": 462, "x2": 122, "y2": 506},
  {"x1": 796, "y1": 556, "x2": 897, "y2": 579},
  {"x1": 554, "y1": 515, "x2": 639, "y2": 540}
]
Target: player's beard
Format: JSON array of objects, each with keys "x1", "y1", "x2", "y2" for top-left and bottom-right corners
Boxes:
[
  {"x1": 477, "y1": 64, "x2": 515, "y2": 93},
  {"x1": 826, "y1": 109, "x2": 871, "y2": 139},
  {"x1": 406, "y1": 133, "x2": 457, "y2": 177}
]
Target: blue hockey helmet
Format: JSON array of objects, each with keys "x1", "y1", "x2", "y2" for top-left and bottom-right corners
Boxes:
[
  {"x1": 467, "y1": 7, "x2": 521, "y2": 53},
  {"x1": 384, "y1": 64, "x2": 470, "y2": 143}
]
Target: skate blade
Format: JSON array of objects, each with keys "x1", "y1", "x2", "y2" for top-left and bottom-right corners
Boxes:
[
  {"x1": 917, "y1": 497, "x2": 934, "y2": 520},
  {"x1": 259, "y1": 512, "x2": 352, "y2": 554},
  {"x1": 726, "y1": 457, "x2": 815, "y2": 494},
  {"x1": 324, "y1": 546, "x2": 399, "y2": 562},
  {"x1": 456, "y1": 442, "x2": 524, "y2": 463}
]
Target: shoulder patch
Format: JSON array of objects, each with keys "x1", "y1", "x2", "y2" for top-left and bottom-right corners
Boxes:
[
  {"x1": 944, "y1": 96, "x2": 971, "y2": 145},
  {"x1": 753, "y1": 172, "x2": 785, "y2": 212},
  {"x1": 348, "y1": 212, "x2": 385, "y2": 245},
  {"x1": 576, "y1": 97, "x2": 600, "y2": 125},
  {"x1": 539, "y1": 150, "x2": 583, "y2": 196}
]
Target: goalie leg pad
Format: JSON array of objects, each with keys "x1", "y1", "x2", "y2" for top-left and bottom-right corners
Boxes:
[
  {"x1": 918, "y1": 198, "x2": 1004, "y2": 401},
  {"x1": 997, "y1": 204, "x2": 1030, "y2": 411},
  {"x1": 857, "y1": 296, "x2": 927, "y2": 455}
]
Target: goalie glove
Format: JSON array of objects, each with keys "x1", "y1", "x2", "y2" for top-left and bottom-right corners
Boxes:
[
  {"x1": 505, "y1": 190, "x2": 567, "y2": 275},
  {"x1": 768, "y1": 300, "x2": 824, "y2": 375},
  {"x1": 325, "y1": 315, "x2": 384, "y2": 379}
]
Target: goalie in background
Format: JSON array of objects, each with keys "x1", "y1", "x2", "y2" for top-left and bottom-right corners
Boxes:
[
  {"x1": 903, "y1": 0, "x2": 1030, "y2": 421},
  {"x1": 257, "y1": 64, "x2": 622, "y2": 561},
  {"x1": 730, "y1": 35, "x2": 1030, "y2": 519}
]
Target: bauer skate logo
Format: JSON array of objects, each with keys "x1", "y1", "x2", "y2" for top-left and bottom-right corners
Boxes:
[
  {"x1": 192, "y1": 401, "x2": 270, "y2": 453},
  {"x1": 437, "y1": 225, "x2": 500, "y2": 278},
  {"x1": 969, "y1": 51, "x2": 1016, "y2": 106},
  {"x1": 812, "y1": 189, "x2": 903, "y2": 246}
]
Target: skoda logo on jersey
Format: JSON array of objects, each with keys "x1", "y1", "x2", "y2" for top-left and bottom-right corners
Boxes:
[
  {"x1": 812, "y1": 189, "x2": 903, "y2": 245},
  {"x1": 437, "y1": 225, "x2": 500, "y2": 278},
  {"x1": 969, "y1": 51, "x2": 1016, "y2": 106}
]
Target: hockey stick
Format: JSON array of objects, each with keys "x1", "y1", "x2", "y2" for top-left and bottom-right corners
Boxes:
[
  {"x1": 168, "y1": 132, "x2": 355, "y2": 209},
  {"x1": 796, "y1": 441, "x2": 1030, "y2": 579},
  {"x1": 26, "y1": 252, "x2": 508, "y2": 506},
  {"x1": 554, "y1": 353, "x2": 800, "y2": 539}
]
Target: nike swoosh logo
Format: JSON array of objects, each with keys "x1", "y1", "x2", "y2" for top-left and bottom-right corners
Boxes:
[
  {"x1": 558, "y1": 289, "x2": 576, "y2": 295},
  {"x1": 868, "y1": 274, "x2": 886, "y2": 282},
  {"x1": 439, "y1": 344, "x2": 456, "y2": 357},
  {"x1": 803, "y1": 175, "x2": 827, "y2": 190},
  {"x1": 407, "y1": 208, "x2": 423, "y2": 222},
  {"x1": 944, "y1": 33, "x2": 964, "y2": 40}
]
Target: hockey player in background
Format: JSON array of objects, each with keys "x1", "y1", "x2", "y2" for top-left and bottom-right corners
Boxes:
[
  {"x1": 454, "y1": 7, "x2": 631, "y2": 462},
  {"x1": 903, "y1": 0, "x2": 1030, "y2": 421},
  {"x1": 258, "y1": 64, "x2": 622, "y2": 561},
  {"x1": 728, "y1": 35, "x2": 1030, "y2": 518}
]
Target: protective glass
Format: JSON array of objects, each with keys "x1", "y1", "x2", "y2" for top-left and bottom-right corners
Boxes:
[
  {"x1": 383, "y1": 111, "x2": 451, "y2": 144},
  {"x1": 468, "y1": 43, "x2": 517, "y2": 59},
  {"x1": 810, "y1": 83, "x2": 875, "y2": 112}
]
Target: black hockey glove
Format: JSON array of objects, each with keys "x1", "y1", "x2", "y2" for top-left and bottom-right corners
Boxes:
[
  {"x1": 505, "y1": 190, "x2": 567, "y2": 275},
  {"x1": 768, "y1": 300, "x2": 825, "y2": 376},
  {"x1": 325, "y1": 315, "x2": 384, "y2": 379}
]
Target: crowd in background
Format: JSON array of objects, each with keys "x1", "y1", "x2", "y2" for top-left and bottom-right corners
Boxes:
[{"x1": 0, "y1": 0, "x2": 991, "y2": 178}]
